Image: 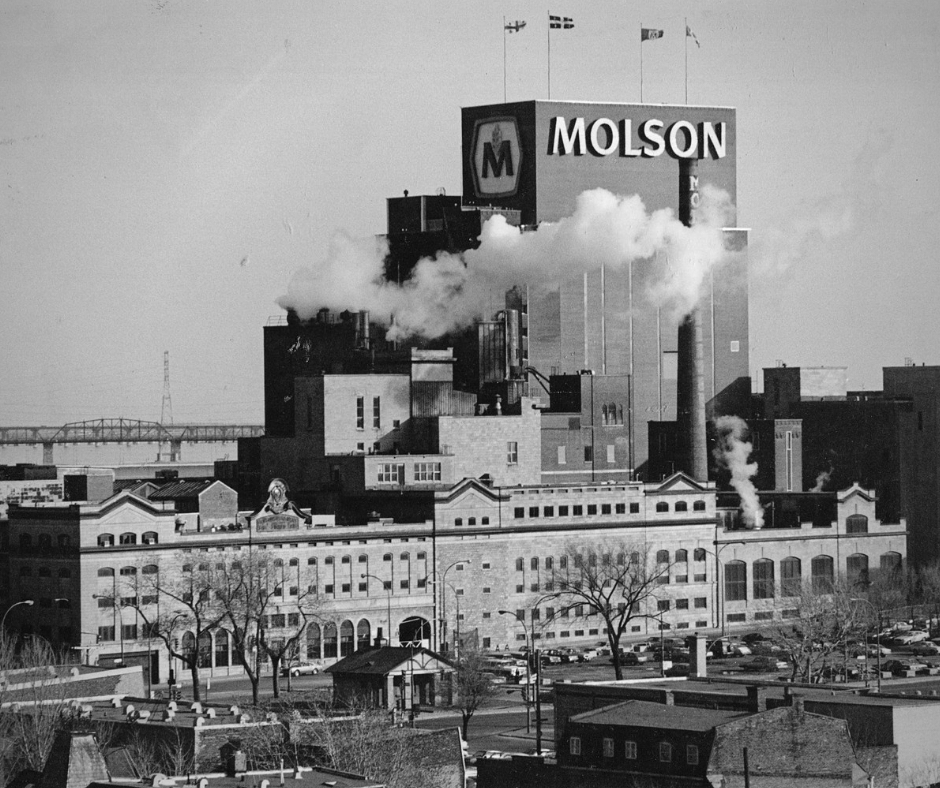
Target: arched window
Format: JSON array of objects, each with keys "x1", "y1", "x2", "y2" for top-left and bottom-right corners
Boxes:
[
  {"x1": 356, "y1": 619, "x2": 371, "y2": 651},
  {"x1": 119, "y1": 533, "x2": 137, "y2": 546},
  {"x1": 97, "y1": 534, "x2": 113, "y2": 547},
  {"x1": 358, "y1": 555, "x2": 368, "y2": 563},
  {"x1": 602, "y1": 404, "x2": 609, "y2": 424},
  {"x1": 880, "y1": 552, "x2": 902, "y2": 576},
  {"x1": 341, "y1": 556, "x2": 351, "y2": 564},
  {"x1": 846, "y1": 515, "x2": 868, "y2": 534},
  {"x1": 724, "y1": 560, "x2": 747, "y2": 602},
  {"x1": 811, "y1": 555, "x2": 834, "y2": 593},
  {"x1": 323, "y1": 623, "x2": 338, "y2": 658},
  {"x1": 289, "y1": 558, "x2": 299, "y2": 567},
  {"x1": 307, "y1": 623, "x2": 322, "y2": 660},
  {"x1": 753, "y1": 559, "x2": 775, "y2": 599},
  {"x1": 57, "y1": 534, "x2": 71, "y2": 548},
  {"x1": 693, "y1": 548, "x2": 707, "y2": 562},
  {"x1": 274, "y1": 558, "x2": 284, "y2": 568},
  {"x1": 214, "y1": 630, "x2": 230, "y2": 668},
  {"x1": 119, "y1": 566, "x2": 137, "y2": 576},
  {"x1": 531, "y1": 557, "x2": 539, "y2": 571},
  {"x1": 181, "y1": 632, "x2": 196, "y2": 662},
  {"x1": 400, "y1": 552, "x2": 410, "y2": 561},
  {"x1": 308, "y1": 557, "x2": 317, "y2": 565},
  {"x1": 38, "y1": 533, "x2": 52, "y2": 549},
  {"x1": 454, "y1": 518, "x2": 463, "y2": 526},
  {"x1": 383, "y1": 553, "x2": 393, "y2": 562},
  {"x1": 197, "y1": 632, "x2": 212, "y2": 668},
  {"x1": 19, "y1": 534, "x2": 32, "y2": 549},
  {"x1": 417, "y1": 552, "x2": 427, "y2": 561},
  {"x1": 516, "y1": 558, "x2": 524, "y2": 571},
  {"x1": 675, "y1": 549, "x2": 688, "y2": 564},
  {"x1": 656, "y1": 550, "x2": 670, "y2": 564},
  {"x1": 655, "y1": 502, "x2": 669, "y2": 513},
  {"x1": 97, "y1": 567, "x2": 114, "y2": 578},
  {"x1": 847, "y1": 553, "x2": 870, "y2": 589},
  {"x1": 142, "y1": 564, "x2": 158, "y2": 575},
  {"x1": 693, "y1": 500, "x2": 706, "y2": 511},
  {"x1": 781, "y1": 557, "x2": 802, "y2": 596},
  {"x1": 142, "y1": 532, "x2": 158, "y2": 545},
  {"x1": 340, "y1": 620, "x2": 355, "y2": 657},
  {"x1": 674, "y1": 501, "x2": 688, "y2": 513}
]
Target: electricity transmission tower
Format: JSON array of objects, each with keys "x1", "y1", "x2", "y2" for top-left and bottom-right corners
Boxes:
[{"x1": 159, "y1": 351, "x2": 177, "y2": 461}]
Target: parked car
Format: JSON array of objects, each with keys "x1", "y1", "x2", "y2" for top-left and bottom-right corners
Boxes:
[
  {"x1": 909, "y1": 642, "x2": 940, "y2": 657},
  {"x1": 664, "y1": 663, "x2": 691, "y2": 677},
  {"x1": 615, "y1": 651, "x2": 651, "y2": 666},
  {"x1": 741, "y1": 656, "x2": 789, "y2": 672},
  {"x1": 283, "y1": 662, "x2": 321, "y2": 677},
  {"x1": 579, "y1": 649, "x2": 599, "y2": 662}
]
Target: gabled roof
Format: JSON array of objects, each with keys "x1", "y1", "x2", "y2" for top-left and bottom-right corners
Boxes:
[
  {"x1": 570, "y1": 700, "x2": 748, "y2": 732},
  {"x1": 838, "y1": 482, "x2": 877, "y2": 504},
  {"x1": 39, "y1": 731, "x2": 110, "y2": 788},
  {"x1": 653, "y1": 471, "x2": 711, "y2": 494},
  {"x1": 149, "y1": 479, "x2": 220, "y2": 501},
  {"x1": 325, "y1": 646, "x2": 455, "y2": 676},
  {"x1": 434, "y1": 477, "x2": 508, "y2": 504}
]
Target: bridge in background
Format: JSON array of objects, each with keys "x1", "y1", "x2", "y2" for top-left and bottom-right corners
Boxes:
[{"x1": 0, "y1": 418, "x2": 264, "y2": 463}]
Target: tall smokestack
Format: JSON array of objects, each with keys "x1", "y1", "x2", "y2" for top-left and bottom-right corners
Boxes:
[{"x1": 676, "y1": 158, "x2": 708, "y2": 480}]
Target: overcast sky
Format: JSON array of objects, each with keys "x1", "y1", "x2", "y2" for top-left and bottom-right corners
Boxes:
[{"x1": 2, "y1": 0, "x2": 939, "y2": 425}]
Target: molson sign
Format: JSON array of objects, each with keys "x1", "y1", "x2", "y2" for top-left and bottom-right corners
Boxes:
[
  {"x1": 470, "y1": 116, "x2": 522, "y2": 198},
  {"x1": 548, "y1": 115, "x2": 727, "y2": 159}
]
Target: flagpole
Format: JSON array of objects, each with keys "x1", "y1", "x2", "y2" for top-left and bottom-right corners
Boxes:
[
  {"x1": 685, "y1": 17, "x2": 688, "y2": 104},
  {"x1": 547, "y1": 12, "x2": 552, "y2": 99},
  {"x1": 504, "y1": 16, "x2": 507, "y2": 103},
  {"x1": 640, "y1": 23, "x2": 643, "y2": 103}
]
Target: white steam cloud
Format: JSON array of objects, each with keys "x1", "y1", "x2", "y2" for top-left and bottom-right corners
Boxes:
[
  {"x1": 713, "y1": 415, "x2": 763, "y2": 529},
  {"x1": 811, "y1": 467, "x2": 832, "y2": 493},
  {"x1": 277, "y1": 186, "x2": 735, "y2": 340}
]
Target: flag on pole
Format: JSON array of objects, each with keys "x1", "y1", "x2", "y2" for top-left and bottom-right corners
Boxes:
[
  {"x1": 550, "y1": 14, "x2": 574, "y2": 29},
  {"x1": 641, "y1": 28, "x2": 664, "y2": 42},
  {"x1": 505, "y1": 19, "x2": 526, "y2": 33},
  {"x1": 686, "y1": 25, "x2": 701, "y2": 48}
]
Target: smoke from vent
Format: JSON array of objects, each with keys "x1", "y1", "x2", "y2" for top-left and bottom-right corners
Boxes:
[
  {"x1": 713, "y1": 415, "x2": 763, "y2": 529},
  {"x1": 277, "y1": 186, "x2": 734, "y2": 340},
  {"x1": 811, "y1": 468, "x2": 833, "y2": 493}
]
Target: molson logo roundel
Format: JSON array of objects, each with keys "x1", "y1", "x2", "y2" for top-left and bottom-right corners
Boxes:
[{"x1": 471, "y1": 116, "x2": 522, "y2": 199}]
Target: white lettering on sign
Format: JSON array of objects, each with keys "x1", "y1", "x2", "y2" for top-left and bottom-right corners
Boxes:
[{"x1": 549, "y1": 116, "x2": 727, "y2": 160}]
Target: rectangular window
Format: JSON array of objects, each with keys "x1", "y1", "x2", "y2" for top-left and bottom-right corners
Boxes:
[
  {"x1": 587, "y1": 504, "x2": 597, "y2": 515},
  {"x1": 694, "y1": 597, "x2": 707, "y2": 609},
  {"x1": 601, "y1": 504, "x2": 611, "y2": 515},
  {"x1": 414, "y1": 462, "x2": 442, "y2": 482},
  {"x1": 569, "y1": 737, "x2": 581, "y2": 756},
  {"x1": 559, "y1": 505, "x2": 569, "y2": 516},
  {"x1": 306, "y1": 394, "x2": 313, "y2": 430},
  {"x1": 616, "y1": 503, "x2": 625, "y2": 514},
  {"x1": 603, "y1": 738, "x2": 614, "y2": 758},
  {"x1": 687, "y1": 745, "x2": 699, "y2": 765},
  {"x1": 514, "y1": 507, "x2": 525, "y2": 519},
  {"x1": 373, "y1": 396, "x2": 381, "y2": 429},
  {"x1": 324, "y1": 584, "x2": 334, "y2": 595},
  {"x1": 483, "y1": 587, "x2": 491, "y2": 594},
  {"x1": 544, "y1": 506, "x2": 554, "y2": 517},
  {"x1": 629, "y1": 502, "x2": 639, "y2": 514},
  {"x1": 356, "y1": 396, "x2": 364, "y2": 429},
  {"x1": 584, "y1": 445, "x2": 593, "y2": 462},
  {"x1": 98, "y1": 626, "x2": 115, "y2": 642},
  {"x1": 377, "y1": 463, "x2": 401, "y2": 484},
  {"x1": 658, "y1": 600, "x2": 671, "y2": 612},
  {"x1": 122, "y1": 624, "x2": 138, "y2": 641},
  {"x1": 482, "y1": 637, "x2": 491, "y2": 648},
  {"x1": 659, "y1": 742, "x2": 672, "y2": 762},
  {"x1": 625, "y1": 741, "x2": 637, "y2": 759},
  {"x1": 557, "y1": 446, "x2": 567, "y2": 465},
  {"x1": 606, "y1": 444, "x2": 615, "y2": 463},
  {"x1": 676, "y1": 599, "x2": 689, "y2": 609},
  {"x1": 341, "y1": 583, "x2": 351, "y2": 593},
  {"x1": 507, "y1": 441, "x2": 518, "y2": 464}
]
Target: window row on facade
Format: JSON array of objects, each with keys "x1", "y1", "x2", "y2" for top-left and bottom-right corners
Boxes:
[
  {"x1": 513, "y1": 500, "x2": 706, "y2": 519},
  {"x1": 95, "y1": 531, "x2": 159, "y2": 547},
  {"x1": 723, "y1": 552, "x2": 903, "y2": 602},
  {"x1": 570, "y1": 735, "x2": 699, "y2": 765}
]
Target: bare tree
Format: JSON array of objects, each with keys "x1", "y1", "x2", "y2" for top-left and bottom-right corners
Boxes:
[
  {"x1": 760, "y1": 580, "x2": 865, "y2": 683},
  {"x1": 454, "y1": 647, "x2": 496, "y2": 740},
  {"x1": 0, "y1": 635, "x2": 78, "y2": 782},
  {"x1": 119, "y1": 551, "x2": 227, "y2": 702},
  {"x1": 212, "y1": 550, "x2": 321, "y2": 704},
  {"x1": 549, "y1": 542, "x2": 672, "y2": 680}
]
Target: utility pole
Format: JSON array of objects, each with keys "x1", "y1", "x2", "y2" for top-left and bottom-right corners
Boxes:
[{"x1": 160, "y1": 350, "x2": 174, "y2": 462}]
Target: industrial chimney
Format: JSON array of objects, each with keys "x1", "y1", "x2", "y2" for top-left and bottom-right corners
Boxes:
[{"x1": 675, "y1": 157, "x2": 708, "y2": 480}]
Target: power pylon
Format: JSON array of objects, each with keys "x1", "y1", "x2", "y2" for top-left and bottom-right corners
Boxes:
[{"x1": 159, "y1": 351, "x2": 177, "y2": 462}]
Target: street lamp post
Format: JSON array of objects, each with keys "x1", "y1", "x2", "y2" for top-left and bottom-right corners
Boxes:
[
  {"x1": 429, "y1": 559, "x2": 471, "y2": 654},
  {"x1": 707, "y1": 538, "x2": 747, "y2": 636},
  {"x1": 1, "y1": 600, "x2": 34, "y2": 636},
  {"x1": 851, "y1": 597, "x2": 882, "y2": 692},
  {"x1": 363, "y1": 573, "x2": 393, "y2": 645},
  {"x1": 444, "y1": 582, "x2": 462, "y2": 660},
  {"x1": 92, "y1": 595, "x2": 124, "y2": 665},
  {"x1": 499, "y1": 609, "x2": 533, "y2": 734}
]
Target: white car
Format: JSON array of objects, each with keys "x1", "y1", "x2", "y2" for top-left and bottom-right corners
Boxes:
[{"x1": 284, "y1": 662, "x2": 321, "y2": 677}]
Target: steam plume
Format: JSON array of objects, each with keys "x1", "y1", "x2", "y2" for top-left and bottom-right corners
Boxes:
[
  {"x1": 713, "y1": 415, "x2": 763, "y2": 529},
  {"x1": 811, "y1": 467, "x2": 833, "y2": 493},
  {"x1": 277, "y1": 186, "x2": 734, "y2": 339}
]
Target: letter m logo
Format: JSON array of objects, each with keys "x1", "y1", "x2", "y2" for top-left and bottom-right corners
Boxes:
[{"x1": 471, "y1": 117, "x2": 522, "y2": 199}]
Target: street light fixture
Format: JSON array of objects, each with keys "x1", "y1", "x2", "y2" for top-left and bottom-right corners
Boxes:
[
  {"x1": 362, "y1": 573, "x2": 393, "y2": 645},
  {"x1": 851, "y1": 597, "x2": 883, "y2": 692},
  {"x1": 92, "y1": 595, "x2": 124, "y2": 665},
  {"x1": 1, "y1": 600, "x2": 34, "y2": 634},
  {"x1": 424, "y1": 559, "x2": 471, "y2": 654}
]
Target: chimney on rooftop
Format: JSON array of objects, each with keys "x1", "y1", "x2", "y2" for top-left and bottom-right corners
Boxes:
[
  {"x1": 374, "y1": 627, "x2": 388, "y2": 648},
  {"x1": 746, "y1": 685, "x2": 769, "y2": 713}
]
